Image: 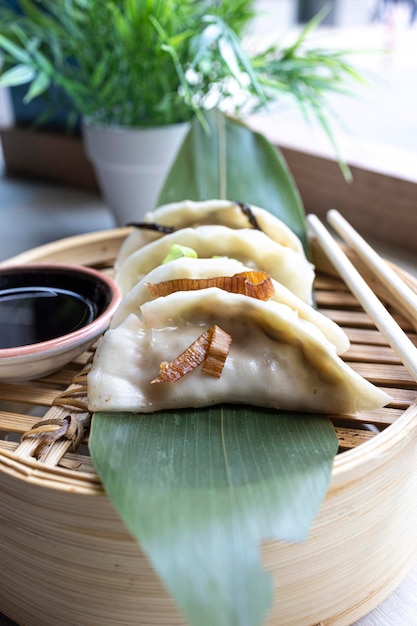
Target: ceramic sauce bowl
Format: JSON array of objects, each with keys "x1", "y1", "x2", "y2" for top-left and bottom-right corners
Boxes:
[{"x1": 0, "y1": 263, "x2": 122, "y2": 381}]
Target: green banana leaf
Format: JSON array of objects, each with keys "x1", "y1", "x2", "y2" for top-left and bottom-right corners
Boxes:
[
  {"x1": 90, "y1": 409, "x2": 337, "y2": 626},
  {"x1": 158, "y1": 109, "x2": 308, "y2": 252},
  {"x1": 89, "y1": 109, "x2": 339, "y2": 626}
]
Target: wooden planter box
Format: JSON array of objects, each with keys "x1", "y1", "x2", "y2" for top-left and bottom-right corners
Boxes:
[{"x1": 1, "y1": 124, "x2": 416, "y2": 253}]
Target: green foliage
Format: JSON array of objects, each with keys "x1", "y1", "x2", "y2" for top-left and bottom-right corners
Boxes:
[{"x1": 0, "y1": 0, "x2": 363, "y2": 131}]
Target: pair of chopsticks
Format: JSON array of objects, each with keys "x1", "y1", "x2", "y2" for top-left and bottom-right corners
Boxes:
[{"x1": 307, "y1": 210, "x2": 417, "y2": 382}]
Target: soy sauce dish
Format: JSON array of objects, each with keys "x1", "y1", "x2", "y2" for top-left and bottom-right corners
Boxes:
[{"x1": 0, "y1": 264, "x2": 122, "y2": 381}]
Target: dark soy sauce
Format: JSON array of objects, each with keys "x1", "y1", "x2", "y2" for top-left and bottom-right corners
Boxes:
[{"x1": 0, "y1": 287, "x2": 95, "y2": 349}]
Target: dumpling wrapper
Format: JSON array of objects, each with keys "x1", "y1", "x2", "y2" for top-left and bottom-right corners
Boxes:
[
  {"x1": 110, "y1": 257, "x2": 350, "y2": 355},
  {"x1": 87, "y1": 288, "x2": 391, "y2": 415},
  {"x1": 116, "y1": 199, "x2": 305, "y2": 267},
  {"x1": 115, "y1": 225, "x2": 315, "y2": 303}
]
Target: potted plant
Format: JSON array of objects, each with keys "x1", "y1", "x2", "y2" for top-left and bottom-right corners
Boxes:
[{"x1": 0, "y1": 0, "x2": 360, "y2": 224}]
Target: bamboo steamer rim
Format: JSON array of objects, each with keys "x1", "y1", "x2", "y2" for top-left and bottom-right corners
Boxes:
[{"x1": 1, "y1": 226, "x2": 416, "y2": 494}]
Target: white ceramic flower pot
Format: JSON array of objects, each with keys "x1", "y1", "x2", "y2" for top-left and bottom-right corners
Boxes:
[{"x1": 82, "y1": 120, "x2": 190, "y2": 226}]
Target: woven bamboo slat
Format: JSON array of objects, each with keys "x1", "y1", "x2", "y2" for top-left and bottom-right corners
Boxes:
[{"x1": 1, "y1": 228, "x2": 417, "y2": 626}]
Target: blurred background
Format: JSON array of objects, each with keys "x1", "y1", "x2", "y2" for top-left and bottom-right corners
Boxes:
[
  {"x1": 0, "y1": 0, "x2": 416, "y2": 261},
  {"x1": 2, "y1": 0, "x2": 417, "y2": 175},
  {"x1": 250, "y1": 0, "x2": 417, "y2": 175}
]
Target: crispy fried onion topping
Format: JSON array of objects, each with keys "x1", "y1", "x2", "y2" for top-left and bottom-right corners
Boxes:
[
  {"x1": 126, "y1": 221, "x2": 175, "y2": 234},
  {"x1": 237, "y1": 201, "x2": 262, "y2": 230},
  {"x1": 147, "y1": 270, "x2": 275, "y2": 301},
  {"x1": 151, "y1": 325, "x2": 232, "y2": 383}
]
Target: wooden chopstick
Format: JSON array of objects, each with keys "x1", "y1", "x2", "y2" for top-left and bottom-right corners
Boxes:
[
  {"x1": 307, "y1": 213, "x2": 417, "y2": 383},
  {"x1": 327, "y1": 209, "x2": 417, "y2": 328}
]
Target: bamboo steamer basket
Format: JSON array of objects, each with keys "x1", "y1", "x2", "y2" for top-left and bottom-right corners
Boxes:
[{"x1": 1, "y1": 228, "x2": 417, "y2": 626}]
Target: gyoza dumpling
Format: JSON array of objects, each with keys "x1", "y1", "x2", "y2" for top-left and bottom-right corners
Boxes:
[
  {"x1": 87, "y1": 289, "x2": 391, "y2": 415},
  {"x1": 115, "y1": 225, "x2": 315, "y2": 303},
  {"x1": 110, "y1": 256, "x2": 350, "y2": 355},
  {"x1": 116, "y1": 199, "x2": 305, "y2": 266}
]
